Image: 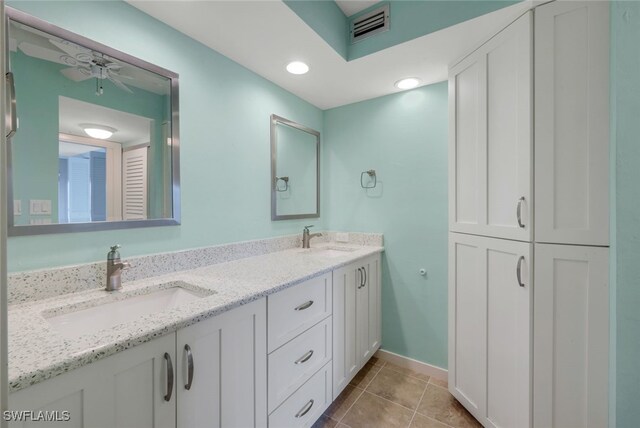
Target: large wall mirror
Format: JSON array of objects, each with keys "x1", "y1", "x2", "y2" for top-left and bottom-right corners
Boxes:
[
  {"x1": 270, "y1": 115, "x2": 319, "y2": 220},
  {"x1": 5, "y1": 7, "x2": 180, "y2": 236}
]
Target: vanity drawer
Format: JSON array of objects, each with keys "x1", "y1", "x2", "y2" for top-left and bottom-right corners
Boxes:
[
  {"x1": 268, "y1": 317, "x2": 332, "y2": 413},
  {"x1": 268, "y1": 362, "x2": 332, "y2": 428},
  {"x1": 268, "y1": 272, "x2": 332, "y2": 352}
]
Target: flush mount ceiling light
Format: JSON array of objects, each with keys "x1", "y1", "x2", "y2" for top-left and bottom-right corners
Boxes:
[
  {"x1": 286, "y1": 61, "x2": 309, "y2": 75},
  {"x1": 80, "y1": 124, "x2": 117, "y2": 140},
  {"x1": 394, "y1": 77, "x2": 422, "y2": 90}
]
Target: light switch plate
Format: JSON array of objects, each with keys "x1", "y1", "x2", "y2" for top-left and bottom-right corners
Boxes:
[
  {"x1": 29, "y1": 200, "x2": 40, "y2": 215},
  {"x1": 40, "y1": 200, "x2": 52, "y2": 215},
  {"x1": 13, "y1": 200, "x2": 21, "y2": 216},
  {"x1": 336, "y1": 232, "x2": 349, "y2": 243}
]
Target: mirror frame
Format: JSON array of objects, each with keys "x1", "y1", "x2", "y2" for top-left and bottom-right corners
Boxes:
[
  {"x1": 270, "y1": 114, "x2": 320, "y2": 221},
  {"x1": 6, "y1": 7, "x2": 181, "y2": 236}
]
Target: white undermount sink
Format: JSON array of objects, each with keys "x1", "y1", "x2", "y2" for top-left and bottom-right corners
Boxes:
[{"x1": 45, "y1": 285, "x2": 210, "y2": 341}]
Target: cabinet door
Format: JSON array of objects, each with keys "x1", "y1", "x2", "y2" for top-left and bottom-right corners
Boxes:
[
  {"x1": 533, "y1": 244, "x2": 608, "y2": 428},
  {"x1": 534, "y1": 1, "x2": 609, "y2": 245},
  {"x1": 176, "y1": 298, "x2": 267, "y2": 428},
  {"x1": 449, "y1": 233, "x2": 531, "y2": 427},
  {"x1": 9, "y1": 333, "x2": 176, "y2": 428},
  {"x1": 332, "y1": 263, "x2": 359, "y2": 398},
  {"x1": 357, "y1": 254, "x2": 381, "y2": 364},
  {"x1": 449, "y1": 12, "x2": 532, "y2": 241}
]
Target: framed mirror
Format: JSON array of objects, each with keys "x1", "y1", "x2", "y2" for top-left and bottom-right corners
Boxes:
[
  {"x1": 5, "y1": 7, "x2": 180, "y2": 236},
  {"x1": 270, "y1": 115, "x2": 320, "y2": 220}
]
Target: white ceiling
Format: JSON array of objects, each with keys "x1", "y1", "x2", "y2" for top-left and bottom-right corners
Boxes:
[
  {"x1": 128, "y1": 0, "x2": 533, "y2": 110},
  {"x1": 59, "y1": 96, "x2": 152, "y2": 145},
  {"x1": 335, "y1": 0, "x2": 379, "y2": 17}
]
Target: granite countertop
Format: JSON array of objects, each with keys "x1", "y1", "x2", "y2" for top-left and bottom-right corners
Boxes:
[{"x1": 8, "y1": 243, "x2": 383, "y2": 393}]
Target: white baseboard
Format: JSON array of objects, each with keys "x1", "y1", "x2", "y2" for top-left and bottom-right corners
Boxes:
[{"x1": 374, "y1": 349, "x2": 448, "y2": 381}]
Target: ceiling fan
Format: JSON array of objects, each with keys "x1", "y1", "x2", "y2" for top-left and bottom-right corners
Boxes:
[{"x1": 16, "y1": 30, "x2": 134, "y2": 95}]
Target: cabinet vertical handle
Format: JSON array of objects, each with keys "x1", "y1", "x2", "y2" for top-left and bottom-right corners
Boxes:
[
  {"x1": 362, "y1": 266, "x2": 367, "y2": 288},
  {"x1": 357, "y1": 268, "x2": 363, "y2": 288},
  {"x1": 517, "y1": 197, "x2": 525, "y2": 228},
  {"x1": 6, "y1": 72, "x2": 17, "y2": 139},
  {"x1": 184, "y1": 344, "x2": 194, "y2": 391},
  {"x1": 295, "y1": 399, "x2": 314, "y2": 418},
  {"x1": 516, "y1": 256, "x2": 525, "y2": 287},
  {"x1": 164, "y1": 352, "x2": 174, "y2": 401}
]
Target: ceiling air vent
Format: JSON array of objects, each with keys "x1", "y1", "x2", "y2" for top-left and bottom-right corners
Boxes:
[{"x1": 350, "y1": 5, "x2": 390, "y2": 44}]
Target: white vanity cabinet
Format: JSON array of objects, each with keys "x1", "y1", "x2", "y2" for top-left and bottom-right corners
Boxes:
[
  {"x1": 9, "y1": 298, "x2": 267, "y2": 428},
  {"x1": 332, "y1": 254, "x2": 382, "y2": 398},
  {"x1": 176, "y1": 298, "x2": 267, "y2": 428},
  {"x1": 9, "y1": 333, "x2": 176, "y2": 428}
]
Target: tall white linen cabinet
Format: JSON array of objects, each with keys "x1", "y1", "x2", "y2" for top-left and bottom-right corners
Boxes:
[{"x1": 448, "y1": 1, "x2": 610, "y2": 427}]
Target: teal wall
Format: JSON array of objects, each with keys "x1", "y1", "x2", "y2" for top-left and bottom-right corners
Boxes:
[
  {"x1": 611, "y1": 2, "x2": 640, "y2": 426},
  {"x1": 284, "y1": 0, "x2": 348, "y2": 60},
  {"x1": 7, "y1": 0, "x2": 324, "y2": 272},
  {"x1": 9, "y1": 50, "x2": 168, "y2": 224},
  {"x1": 324, "y1": 83, "x2": 448, "y2": 368}
]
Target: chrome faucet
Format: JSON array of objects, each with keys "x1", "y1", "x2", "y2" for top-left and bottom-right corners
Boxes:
[
  {"x1": 106, "y1": 244, "x2": 131, "y2": 291},
  {"x1": 302, "y1": 225, "x2": 322, "y2": 249}
]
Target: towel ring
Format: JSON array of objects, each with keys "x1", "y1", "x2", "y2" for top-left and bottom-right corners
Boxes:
[
  {"x1": 275, "y1": 176, "x2": 289, "y2": 192},
  {"x1": 361, "y1": 170, "x2": 377, "y2": 189}
]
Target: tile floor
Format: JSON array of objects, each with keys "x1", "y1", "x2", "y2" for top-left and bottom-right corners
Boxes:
[{"x1": 312, "y1": 357, "x2": 482, "y2": 428}]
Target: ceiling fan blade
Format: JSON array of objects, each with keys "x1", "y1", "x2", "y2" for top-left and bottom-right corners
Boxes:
[
  {"x1": 49, "y1": 39, "x2": 93, "y2": 60},
  {"x1": 61, "y1": 67, "x2": 92, "y2": 82},
  {"x1": 108, "y1": 76, "x2": 134, "y2": 93},
  {"x1": 18, "y1": 42, "x2": 71, "y2": 65}
]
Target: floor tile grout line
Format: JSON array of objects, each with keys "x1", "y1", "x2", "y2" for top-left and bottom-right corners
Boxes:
[
  {"x1": 360, "y1": 389, "x2": 421, "y2": 414},
  {"x1": 406, "y1": 381, "x2": 428, "y2": 428},
  {"x1": 381, "y1": 362, "x2": 434, "y2": 384},
  {"x1": 335, "y1": 386, "x2": 366, "y2": 424}
]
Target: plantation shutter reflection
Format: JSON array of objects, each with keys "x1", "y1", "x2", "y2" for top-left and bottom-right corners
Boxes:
[{"x1": 122, "y1": 146, "x2": 148, "y2": 220}]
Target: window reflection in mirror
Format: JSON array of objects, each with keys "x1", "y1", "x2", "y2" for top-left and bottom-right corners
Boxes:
[{"x1": 6, "y1": 12, "x2": 178, "y2": 233}]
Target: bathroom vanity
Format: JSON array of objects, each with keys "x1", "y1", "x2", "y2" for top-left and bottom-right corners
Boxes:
[{"x1": 7, "y1": 239, "x2": 382, "y2": 428}]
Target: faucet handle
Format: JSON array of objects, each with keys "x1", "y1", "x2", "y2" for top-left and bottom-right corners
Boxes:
[
  {"x1": 108, "y1": 244, "x2": 121, "y2": 260},
  {"x1": 304, "y1": 225, "x2": 314, "y2": 231},
  {"x1": 110, "y1": 244, "x2": 121, "y2": 252}
]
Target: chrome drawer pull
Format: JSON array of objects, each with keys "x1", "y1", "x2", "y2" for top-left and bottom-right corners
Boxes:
[
  {"x1": 295, "y1": 300, "x2": 314, "y2": 311},
  {"x1": 164, "y1": 352, "x2": 174, "y2": 402},
  {"x1": 516, "y1": 256, "x2": 525, "y2": 287},
  {"x1": 294, "y1": 350, "x2": 314, "y2": 365},
  {"x1": 184, "y1": 344, "x2": 194, "y2": 390},
  {"x1": 295, "y1": 399, "x2": 314, "y2": 418},
  {"x1": 517, "y1": 197, "x2": 525, "y2": 228}
]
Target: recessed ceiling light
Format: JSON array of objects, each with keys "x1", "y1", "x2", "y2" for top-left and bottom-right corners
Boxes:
[
  {"x1": 394, "y1": 77, "x2": 422, "y2": 90},
  {"x1": 286, "y1": 61, "x2": 309, "y2": 75},
  {"x1": 80, "y1": 124, "x2": 117, "y2": 140}
]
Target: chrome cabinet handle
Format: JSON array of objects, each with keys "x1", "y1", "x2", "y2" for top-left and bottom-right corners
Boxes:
[
  {"x1": 517, "y1": 197, "x2": 525, "y2": 228},
  {"x1": 295, "y1": 399, "x2": 314, "y2": 418},
  {"x1": 5, "y1": 72, "x2": 17, "y2": 138},
  {"x1": 294, "y1": 350, "x2": 314, "y2": 365},
  {"x1": 184, "y1": 344, "x2": 194, "y2": 390},
  {"x1": 164, "y1": 352, "x2": 174, "y2": 402},
  {"x1": 516, "y1": 256, "x2": 525, "y2": 287},
  {"x1": 295, "y1": 300, "x2": 314, "y2": 311}
]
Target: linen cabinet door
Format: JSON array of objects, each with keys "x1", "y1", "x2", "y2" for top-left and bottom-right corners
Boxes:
[
  {"x1": 534, "y1": 1, "x2": 609, "y2": 245},
  {"x1": 448, "y1": 233, "x2": 487, "y2": 424},
  {"x1": 177, "y1": 298, "x2": 267, "y2": 428},
  {"x1": 332, "y1": 263, "x2": 359, "y2": 399},
  {"x1": 484, "y1": 237, "x2": 531, "y2": 428},
  {"x1": 450, "y1": 12, "x2": 532, "y2": 241},
  {"x1": 483, "y1": 12, "x2": 532, "y2": 242},
  {"x1": 449, "y1": 46, "x2": 486, "y2": 235},
  {"x1": 533, "y1": 244, "x2": 608, "y2": 428}
]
